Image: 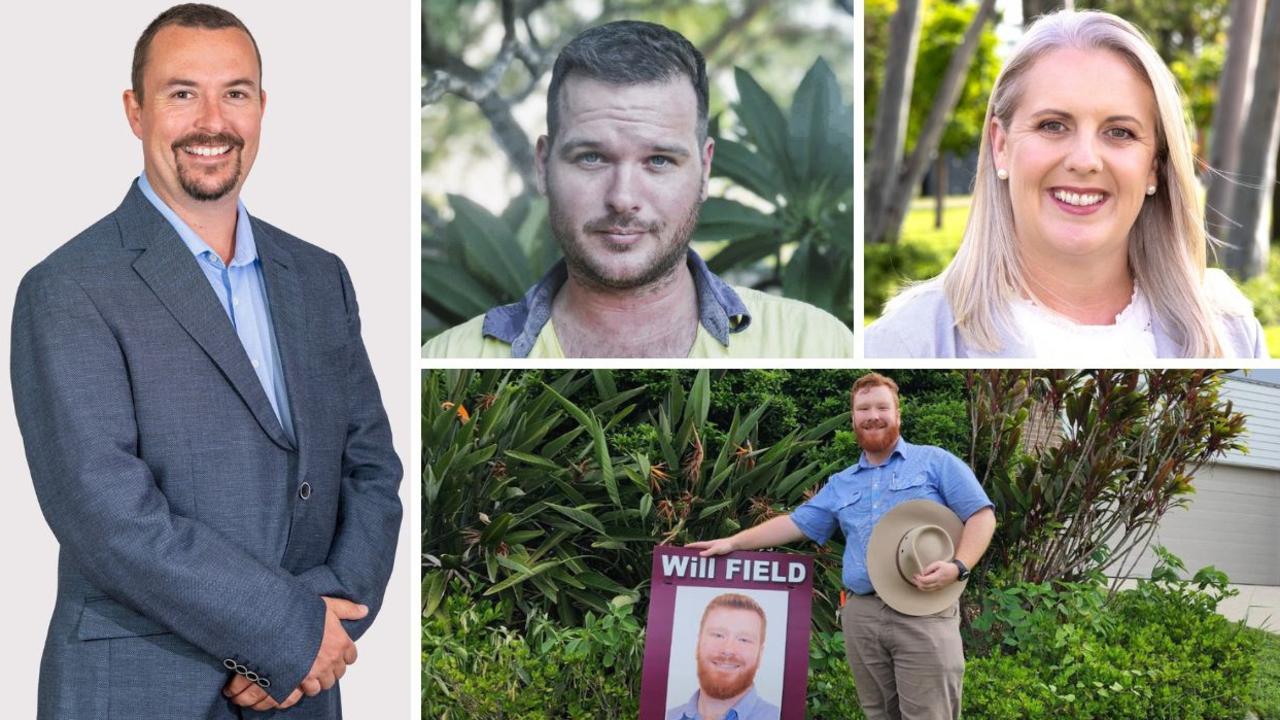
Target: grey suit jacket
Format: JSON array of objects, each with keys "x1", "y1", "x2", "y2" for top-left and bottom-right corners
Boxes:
[
  {"x1": 11, "y1": 182, "x2": 403, "y2": 719},
  {"x1": 865, "y1": 282, "x2": 1269, "y2": 359}
]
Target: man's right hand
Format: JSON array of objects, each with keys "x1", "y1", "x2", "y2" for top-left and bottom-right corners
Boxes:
[
  {"x1": 686, "y1": 537, "x2": 737, "y2": 556},
  {"x1": 299, "y1": 596, "x2": 367, "y2": 696},
  {"x1": 687, "y1": 515, "x2": 807, "y2": 557}
]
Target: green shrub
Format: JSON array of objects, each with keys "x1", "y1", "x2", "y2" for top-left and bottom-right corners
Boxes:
[
  {"x1": 962, "y1": 556, "x2": 1260, "y2": 719},
  {"x1": 807, "y1": 630, "x2": 864, "y2": 719},
  {"x1": 422, "y1": 591, "x2": 643, "y2": 719},
  {"x1": 1239, "y1": 247, "x2": 1280, "y2": 327},
  {"x1": 863, "y1": 241, "x2": 948, "y2": 318},
  {"x1": 424, "y1": 564, "x2": 1261, "y2": 718}
]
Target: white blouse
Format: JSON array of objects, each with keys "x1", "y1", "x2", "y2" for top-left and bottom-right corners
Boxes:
[{"x1": 1010, "y1": 286, "x2": 1158, "y2": 361}]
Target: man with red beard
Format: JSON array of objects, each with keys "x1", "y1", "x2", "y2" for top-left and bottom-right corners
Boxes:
[
  {"x1": 689, "y1": 373, "x2": 996, "y2": 720},
  {"x1": 666, "y1": 593, "x2": 780, "y2": 720},
  {"x1": 421, "y1": 21, "x2": 853, "y2": 359}
]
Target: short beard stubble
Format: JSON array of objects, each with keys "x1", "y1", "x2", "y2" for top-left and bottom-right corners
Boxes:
[{"x1": 548, "y1": 187, "x2": 703, "y2": 291}]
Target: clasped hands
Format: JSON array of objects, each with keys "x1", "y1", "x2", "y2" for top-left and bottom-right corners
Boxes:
[{"x1": 222, "y1": 596, "x2": 367, "y2": 711}]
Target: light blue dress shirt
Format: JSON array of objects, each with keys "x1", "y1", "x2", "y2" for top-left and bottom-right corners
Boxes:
[
  {"x1": 791, "y1": 438, "x2": 992, "y2": 595},
  {"x1": 138, "y1": 173, "x2": 295, "y2": 443},
  {"x1": 665, "y1": 686, "x2": 780, "y2": 720}
]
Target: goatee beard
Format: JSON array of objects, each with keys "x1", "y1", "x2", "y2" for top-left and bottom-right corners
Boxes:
[{"x1": 172, "y1": 132, "x2": 245, "y2": 202}]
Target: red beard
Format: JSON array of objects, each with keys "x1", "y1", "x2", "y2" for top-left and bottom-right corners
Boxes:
[
  {"x1": 855, "y1": 420, "x2": 901, "y2": 455},
  {"x1": 697, "y1": 653, "x2": 759, "y2": 701}
]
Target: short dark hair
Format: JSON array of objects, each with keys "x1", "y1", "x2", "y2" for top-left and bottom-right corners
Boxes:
[
  {"x1": 546, "y1": 20, "x2": 709, "y2": 144},
  {"x1": 132, "y1": 4, "x2": 261, "y2": 101}
]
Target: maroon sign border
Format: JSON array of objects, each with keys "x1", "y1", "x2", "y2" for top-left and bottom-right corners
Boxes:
[{"x1": 639, "y1": 546, "x2": 814, "y2": 720}]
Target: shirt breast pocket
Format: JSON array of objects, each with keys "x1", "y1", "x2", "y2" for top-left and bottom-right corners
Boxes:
[
  {"x1": 834, "y1": 489, "x2": 865, "y2": 538},
  {"x1": 889, "y1": 472, "x2": 931, "y2": 500}
]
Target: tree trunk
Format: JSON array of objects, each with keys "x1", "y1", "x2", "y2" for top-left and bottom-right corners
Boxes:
[
  {"x1": 865, "y1": 0, "x2": 923, "y2": 244},
  {"x1": 1022, "y1": 0, "x2": 1069, "y2": 28},
  {"x1": 874, "y1": 0, "x2": 998, "y2": 245},
  {"x1": 1206, "y1": 0, "x2": 1262, "y2": 240},
  {"x1": 1225, "y1": 0, "x2": 1280, "y2": 279},
  {"x1": 1273, "y1": 146, "x2": 1280, "y2": 241},
  {"x1": 934, "y1": 152, "x2": 948, "y2": 230}
]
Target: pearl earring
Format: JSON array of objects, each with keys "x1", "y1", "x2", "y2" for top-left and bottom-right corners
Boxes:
[
  {"x1": 997, "y1": 168, "x2": 1009, "y2": 181},
  {"x1": 1146, "y1": 185, "x2": 1156, "y2": 196}
]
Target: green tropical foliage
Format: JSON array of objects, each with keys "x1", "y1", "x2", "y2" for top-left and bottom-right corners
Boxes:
[
  {"x1": 421, "y1": 194, "x2": 557, "y2": 328},
  {"x1": 964, "y1": 370, "x2": 1247, "y2": 587},
  {"x1": 422, "y1": 368, "x2": 853, "y2": 629},
  {"x1": 423, "y1": 369, "x2": 1248, "y2": 632},
  {"x1": 699, "y1": 58, "x2": 854, "y2": 323}
]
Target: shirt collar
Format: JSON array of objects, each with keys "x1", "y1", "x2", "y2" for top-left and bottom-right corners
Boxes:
[
  {"x1": 675, "y1": 686, "x2": 761, "y2": 720},
  {"x1": 137, "y1": 172, "x2": 257, "y2": 267},
  {"x1": 854, "y1": 436, "x2": 910, "y2": 472},
  {"x1": 481, "y1": 248, "x2": 751, "y2": 358}
]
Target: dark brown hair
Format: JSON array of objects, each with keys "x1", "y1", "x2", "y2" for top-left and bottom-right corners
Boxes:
[
  {"x1": 132, "y1": 4, "x2": 260, "y2": 100},
  {"x1": 546, "y1": 20, "x2": 708, "y2": 144}
]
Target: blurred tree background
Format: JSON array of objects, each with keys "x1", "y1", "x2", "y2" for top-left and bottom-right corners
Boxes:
[
  {"x1": 422, "y1": 0, "x2": 855, "y2": 340},
  {"x1": 864, "y1": 0, "x2": 1280, "y2": 354}
]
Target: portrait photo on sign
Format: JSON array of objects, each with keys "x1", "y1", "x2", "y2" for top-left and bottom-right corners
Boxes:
[
  {"x1": 664, "y1": 587, "x2": 788, "y2": 718},
  {"x1": 640, "y1": 545, "x2": 812, "y2": 720}
]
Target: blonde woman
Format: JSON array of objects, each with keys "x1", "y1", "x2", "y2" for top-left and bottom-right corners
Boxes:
[{"x1": 865, "y1": 10, "x2": 1267, "y2": 359}]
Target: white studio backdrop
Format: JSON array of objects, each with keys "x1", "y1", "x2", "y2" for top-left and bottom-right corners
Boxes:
[{"x1": 0, "y1": 2, "x2": 415, "y2": 717}]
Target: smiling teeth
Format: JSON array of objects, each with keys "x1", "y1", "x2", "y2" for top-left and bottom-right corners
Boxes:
[
  {"x1": 1053, "y1": 190, "x2": 1104, "y2": 206},
  {"x1": 185, "y1": 146, "x2": 230, "y2": 157}
]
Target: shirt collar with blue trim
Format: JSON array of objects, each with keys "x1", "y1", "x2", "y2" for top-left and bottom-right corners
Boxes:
[
  {"x1": 481, "y1": 249, "x2": 752, "y2": 358},
  {"x1": 853, "y1": 436, "x2": 910, "y2": 472},
  {"x1": 137, "y1": 172, "x2": 257, "y2": 267}
]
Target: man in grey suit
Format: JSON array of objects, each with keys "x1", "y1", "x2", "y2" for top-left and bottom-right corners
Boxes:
[{"x1": 9, "y1": 5, "x2": 402, "y2": 718}]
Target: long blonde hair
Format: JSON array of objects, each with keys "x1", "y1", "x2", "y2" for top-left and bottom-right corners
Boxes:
[{"x1": 898, "y1": 10, "x2": 1231, "y2": 356}]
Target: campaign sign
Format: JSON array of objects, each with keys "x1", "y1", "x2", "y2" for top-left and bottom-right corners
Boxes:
[{"x1": 639, "y1": 546, "x2": 814, "y2": 720}]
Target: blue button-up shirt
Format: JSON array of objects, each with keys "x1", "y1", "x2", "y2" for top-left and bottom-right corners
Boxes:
[
  {"x1": 791, "y1": 438, "x2": 992, "y2": 595},
  {"x1": 138, "y1": 173, "x2": 294, "y2": 442},
  {"x1": 481, "y1": 249, "x2": 752, "y2": 358},
  {"x1": 665, "y1": 686, "x2": 780, "y2": 720}
]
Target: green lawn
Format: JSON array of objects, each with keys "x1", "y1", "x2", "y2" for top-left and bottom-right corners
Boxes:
[
  {"x1": 1248, "y1": 627, "x2": 1280, "y2": 719},
  {"x1": 869, "y1": 197, "x2": 1280, "y2": 356}
]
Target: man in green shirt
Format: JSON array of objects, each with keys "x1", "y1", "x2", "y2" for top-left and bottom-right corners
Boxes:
[{"x1": 422, "y1": 21, "x2": 853, "y2": 359}]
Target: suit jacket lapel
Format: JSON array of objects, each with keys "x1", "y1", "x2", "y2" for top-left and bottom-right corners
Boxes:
[
  {"x1": 254, "y1": 218, "x2": 312, "y2": 480},
  {"x1": 117, "y1": 183, "x2": 295, "y2": 452}
]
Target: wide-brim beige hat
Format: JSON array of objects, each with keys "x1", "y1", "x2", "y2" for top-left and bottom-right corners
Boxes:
[{"x1": 866, "y1": 499, "x2": 966, "y2": 616}]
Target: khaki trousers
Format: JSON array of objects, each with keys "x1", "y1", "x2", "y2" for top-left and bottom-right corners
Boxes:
[{"x1": 840, "y1": 594, "x2": 964, "y2": 720}]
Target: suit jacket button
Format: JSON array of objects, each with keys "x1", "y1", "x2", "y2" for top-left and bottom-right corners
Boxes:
[
  {"x1": 257, "y1": 677, "x2": 271, "y2": 689},
  {"x1": 298, "y1": 481, "x2": 312, "y2": 500},
  {"x1": 245, "y1": 670, "x2": 260, "y2": 683},
  {"x1": 235, "y1": 664, "x2": 249, "y2": 675},
  {"x1": 223, "y1": 658, "x2": 238, "y2": 670}
]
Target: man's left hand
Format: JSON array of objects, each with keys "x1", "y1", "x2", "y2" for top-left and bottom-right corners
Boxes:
[
  {"x1": 223, "y1": 674, "x2": 305, "y2": 711},
  {"x1": 913, "y1": 560, "x2": 959, "y2": 592}
]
